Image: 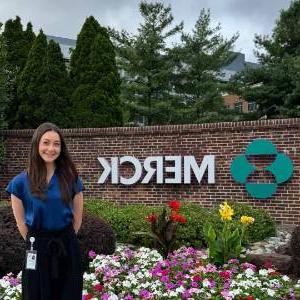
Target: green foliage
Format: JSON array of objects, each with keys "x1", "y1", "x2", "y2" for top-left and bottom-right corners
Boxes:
[
  {"x1": 229, "y1": 202, "x2": 276, "y2": 243},
  {"x1": 203, "y1": 201, "x2": 247, "y2": 265},
  {"x1": 2, "y1": 17, "x2": 35, "y2": 128},
  {"x1": 37, "y1": 39, "x2": 72, "y2": 127},
  {"x1": 84, "y1": 200, "x2": 276, "y2": 251},
  {"x1": 17, "y1": 31, "x2": 71, "y2": 128},
  {"x1": 173, "y1": 9, "x2": 238, "y2": 124},
  {"x1": 134, "y1": 202, "x2": 187, "y2": 258},
  {"x1": 110, "y1": 1, "x2": 183, "y2": 125},
  {"x1": 0, "y1": 23, "x2": 9, "y2": 129},
  {"x1": 234, "y1": 0, "x2": 300, "y2": 117},
  {"x1": 70, "y1": 16, "x2": 122, "y2": 127}
]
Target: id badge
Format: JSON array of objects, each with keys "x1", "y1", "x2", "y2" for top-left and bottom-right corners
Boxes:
[{"x1": 26, "y1": 250, "x2": 37, "y2": 270}]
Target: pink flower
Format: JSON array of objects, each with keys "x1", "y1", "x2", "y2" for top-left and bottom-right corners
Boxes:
[
  {"x1": 94, "y1": 283, "x2": 103, "y2": 292},
  {"x1": 88, "y1": 250, "x2": 96, "y2": 259}
]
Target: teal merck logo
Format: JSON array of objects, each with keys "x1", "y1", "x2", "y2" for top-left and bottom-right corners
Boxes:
[{"x1": 230, "y1": 139, "x2": 293, "y2": 199}]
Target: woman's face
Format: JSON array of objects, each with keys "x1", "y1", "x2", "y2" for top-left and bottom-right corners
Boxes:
[{"x1": 38, "y1": 130, "x2": 61, "y2": 164}]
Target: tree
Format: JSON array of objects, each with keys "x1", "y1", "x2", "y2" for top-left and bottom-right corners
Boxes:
[
  {"x1": 2, "y1": 16, "x2": 35, "y2": 128},
  {"x1": 70, "y1": 17, "x2": 122, "y2": 127},
  {"x1": 173, "y1": 9, "x2": 238, "y2": 123},
  {"x1": 37, "y1": 40, "x2": 72, "y2": 127},
  {"x1": 110, "y1": 1, "x2": 183, "y2": 125},
  {"x1": 70, "y1": 16, "x2": 101, "y2": 86},
  {"x1": 17, "y1": 30, "x2": 48, "y2": 127},
  {"x1": 235, "y1": 0, "x2": 300, "y2": 117},
  {"x1": 0, "y1": 23, "x2": 9, "y2": 129},
  {"x1": 17, "y1": 31, "x2": 72, "y2": 128}
]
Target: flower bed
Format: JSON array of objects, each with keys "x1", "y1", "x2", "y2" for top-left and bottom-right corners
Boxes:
[{"x1": 2, "y1": 245, "x2": 298, "y2": 299}]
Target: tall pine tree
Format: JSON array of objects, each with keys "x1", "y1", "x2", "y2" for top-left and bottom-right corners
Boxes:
[
  {"x1": 174, "y1": 9, "x2": 238, "y2": 123},
  {"x1": 110, "y1": 1, "x2": 183, "y2": 125},
  {"x1": 70, "y1": 16, "x2": 101, "y2": 86},
  {"x1": 17, "y1": 31, "x2": 71, "y2": 128},
  {"x1": 235, "y1": 0, "x2": 300, "y2": 117},
  {"x1": 37, "y1": 40, "x2": 72, "y2": 127},
  {"x1": 2, "y1": 16, "x2": 35, "y2": 127},
  {"x1": 0, "y1": 23, "x2": 9, "y2": 129},
  {"x1": 70, "y1": 16, "x2": 122, "y2": 127},
  {"x1": 17, "y1": 30, "x2": 48, "y2": 127}
]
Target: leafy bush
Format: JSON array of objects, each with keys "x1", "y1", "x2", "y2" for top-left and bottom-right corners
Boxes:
[
  {"x1": 228, "y1": 202, "x2": 276, "y2": 243},
  {"x1": 0, "y1": 205, "x2": 25, "y2": 277},
  {"x1": 0, "y1": 204, "x2": 116, "y2": 276},
  {"x1": 85, "y1": 200, "x2": 276, "y2": 249},
  {"x1": 78, "y1": 211, "x2": 116, "y2": 270}
]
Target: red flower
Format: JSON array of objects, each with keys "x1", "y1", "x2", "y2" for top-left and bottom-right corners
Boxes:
[
  {"x1": 262, "y1": 260, "x2": 273, "y2": 269},
  {"x1": 83, "y1": 294, "x2": 94, "y2": 300},
  {"x1": 168, "y1": 200, "x2": 181, "y2": 211},
  {"x1": 94, "y1": 283, "x2": 103, "y2": 292},
  {"x1": 245, "y1": 296, "x2": 255, "y2": 300},
  {"x1": 219, "y1": 270, "x2": 231, "y2": 280},
  {"x1": 145, "y1": 213, "x2": 157, "y2": 223},
  {"x1": 192, "y1": 275, "x2": 202, "y2": 282},
  {"x1": 170, "y1": 212, "x2": 186, "y2": 224},
  {"x1": 161, "y1": 269, "x2": 169, "y2": 276}
]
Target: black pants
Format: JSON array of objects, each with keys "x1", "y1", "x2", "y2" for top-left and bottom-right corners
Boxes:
[{"x1": 22, "y1": 225, "x2": 83, "y2": 300}]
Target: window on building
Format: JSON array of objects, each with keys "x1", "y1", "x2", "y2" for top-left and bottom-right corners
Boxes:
[
  {"x1": 248, "y1": 101, "x2": 257, "y2": 112},
  {"x1": 234, "y1": 101, "x2": 243, "y2": 112}
]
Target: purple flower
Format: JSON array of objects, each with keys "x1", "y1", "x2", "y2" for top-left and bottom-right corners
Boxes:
[
  {"x1": 139, "y1": 290, "x2": 152, "y2": 299},
  {"x1": 101, "y1": 294, "x2": 110, "y2": 300},
  {"x1": 88, "y1": 250, "x2": 96, "y2": 259},
  {"x1": 160, "y1": 275, "x2": 169, "y2": 283},
  {"x1": 166, "y1": 282, "x2": 176, "y2": 290},
  {"x1": 182, "y1": 289, "x2": 192, "y2": 299}
]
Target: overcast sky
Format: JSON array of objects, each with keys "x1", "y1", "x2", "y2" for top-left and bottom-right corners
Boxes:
[{"x1": 0, "y1": 0, "x2": 291, "y2": 62}]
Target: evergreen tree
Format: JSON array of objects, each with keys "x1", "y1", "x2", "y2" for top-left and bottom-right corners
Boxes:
[
  {"x1": 174, "y1": 9, "x2": 238, "y2": 123},
  {"x1": 38, "y1": 40, "x2": 72, "y2": 127},
  {"x1": 17, "y1": 32, "x2": 72, "y2": 128},
  {"x1": 2, "y1": 16, "x2": 36, "y2": 128},
  {"x1": 0, "y1": 23, "x2": 9, "y2": 129},
  {"x1": 69, "y1": 16, "x2": 101, "y2": 86},
  {"x1": 17, "y1": 30, "x2": 48, "y2": 127},
  {"x1": 110, "y1": 1, "x2": 183, "y2": 125},
  {"x1": 70, "y1": 17, "x2": 122, "y2": 127},
  {"x1": 235, "y1": 0, "x2": 300, "y2": 117}
]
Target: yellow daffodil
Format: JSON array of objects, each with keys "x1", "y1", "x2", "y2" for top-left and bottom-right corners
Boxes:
[
  {"x1": 219, "y1": 201, "x2": 234, "y2": 221},
  {"x1": 240, "y1": 215, "x2": 255, "y2": 225}
]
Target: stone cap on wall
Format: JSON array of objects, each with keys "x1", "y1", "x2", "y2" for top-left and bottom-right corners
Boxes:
[{"x1": 1, "y1": 118, "x2": 300, "y2": 137}]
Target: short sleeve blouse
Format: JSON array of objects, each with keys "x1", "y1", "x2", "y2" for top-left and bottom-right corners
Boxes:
[{"x1": 6, "y1": 171, "x2": 84, "y2": 231}]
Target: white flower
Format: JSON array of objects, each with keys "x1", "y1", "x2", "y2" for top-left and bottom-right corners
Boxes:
[
  {"x1": 267, "y1": 289, "x2": 275, "y2": 297},
  {"x1": 202, "y1": 279, "x2": 210, "y2": 287},
  {"x1": 282, "y1": 275, "x2": 290, "y2": 282},
  {"x1": 245, "y1": 268, "x2": 255, "y2": 278},
  {"x1": 259, "y1": 269, "x2": 269, "y2": 276}
]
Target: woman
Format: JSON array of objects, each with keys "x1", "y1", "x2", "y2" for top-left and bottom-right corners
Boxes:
[{"x1": 6, "y1": 122, "x2": 84, "y2": 300}]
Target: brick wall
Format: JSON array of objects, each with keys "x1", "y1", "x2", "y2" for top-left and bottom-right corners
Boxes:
[{"x1": 1, "y1": 118, "x2": 300, "y2": 225}]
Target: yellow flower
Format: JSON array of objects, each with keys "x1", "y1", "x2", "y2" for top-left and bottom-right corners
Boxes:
[
  {"x1": 240, "y1": 215, "x2": 255, "y2": 225},
  {"x1": 219, "y1": 201, "x2": 234, "y2": 221}
]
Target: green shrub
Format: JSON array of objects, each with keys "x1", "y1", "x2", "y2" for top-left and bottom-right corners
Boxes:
[
  {"x1": 85, "y1": 200, "x2": 276, "y2": 249},
  {"x1": 210, "y1": 202, "x2": 276, "y2": 244},
  {"x1": 230, "y1": 202, "x2": 276, "y2": 243}
]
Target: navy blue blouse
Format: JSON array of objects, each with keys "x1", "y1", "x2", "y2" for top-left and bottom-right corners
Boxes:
[{"x1": 6, "y1": 171, "x2": 84, "y2": 231}]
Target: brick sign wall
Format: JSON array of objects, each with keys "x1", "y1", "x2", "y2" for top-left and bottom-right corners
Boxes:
[{"x1": 1, "y1": 119, "x2": 299, "y2": 225}]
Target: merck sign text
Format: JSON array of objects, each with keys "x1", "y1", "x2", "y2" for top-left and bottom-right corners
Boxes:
[{"x1": 97, "y1": 155, "x2": 215, "y2": 185}]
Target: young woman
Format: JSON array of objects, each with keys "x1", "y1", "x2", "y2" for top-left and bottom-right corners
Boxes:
[{"x1": 6, "y1": 122, "x2": 84, "y2": 300}]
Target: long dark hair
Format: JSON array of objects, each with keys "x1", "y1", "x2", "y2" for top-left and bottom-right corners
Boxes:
[{"x1": 28, "y1": 122, "x2": 78, "y2": 204}]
